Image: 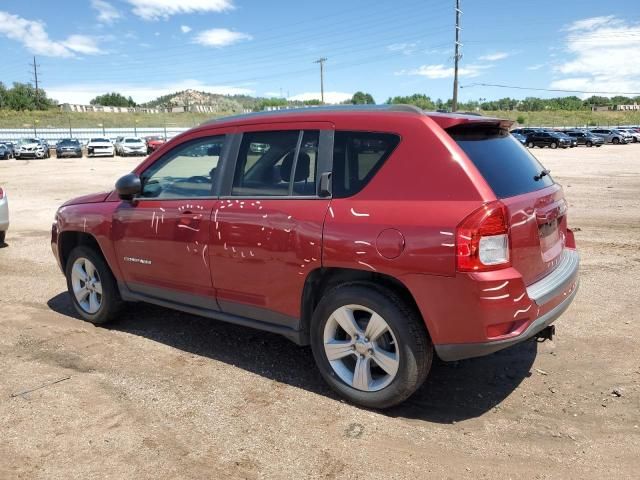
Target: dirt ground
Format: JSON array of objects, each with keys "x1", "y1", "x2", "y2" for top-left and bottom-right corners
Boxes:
[{"x1": 1, "y1": 145, "x2": 639, "y2": 479}]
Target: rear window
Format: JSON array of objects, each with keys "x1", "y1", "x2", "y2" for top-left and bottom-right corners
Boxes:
[{"x1": 450, "y1": 126, "x2": 553, "y2": 198}]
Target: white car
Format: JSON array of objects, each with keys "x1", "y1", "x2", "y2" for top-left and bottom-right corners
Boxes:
[
  {"x1": 86, "y1": 138, "x2": 115, "y2": 157},
  {"x1": 618, "y1": 128, "x2": 640, "y2": 143},
  {"x1": 0, "y1": 186, "x2": 8, "y2": 244},
  {"x1": 14, "y1": 138, "x2": 49, "y2": 159},
  {"x1": 120, "y1": 137, "x2": 147, "y2": 156}
]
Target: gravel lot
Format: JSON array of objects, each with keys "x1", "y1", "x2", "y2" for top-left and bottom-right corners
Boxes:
[{"x1": 1, "y1": 146, "x2": 639, "y2": 479}]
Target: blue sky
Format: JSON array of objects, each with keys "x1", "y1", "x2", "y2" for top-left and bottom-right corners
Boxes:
[{"x1": 1, "y1": 0, "x2": 639, "y2": 104}]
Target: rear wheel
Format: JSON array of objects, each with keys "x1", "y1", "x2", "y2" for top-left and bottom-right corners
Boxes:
[
  {"x1": 310, "y1": 283, "x2": 432, "y2": 409},
  {"x1": 613, "y1": 137, "x2": 620, "y2": 144},
  {"x1": 65, "y1": 246, "x2": 123, "y2": 324},
  {"x1": 550, "y1": 142, "x2": 558, "y2": 149},
  {"x1": 586, "y1": 141, "x2": 593, "y2": 147},
  {"x1": 527, "y1": 141, "x2": 534, "y2": 148}
]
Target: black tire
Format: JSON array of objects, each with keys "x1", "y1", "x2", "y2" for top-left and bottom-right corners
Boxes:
[
  {"x1": 586, "y1": 141, "x2": 593, "y2": 147},
  {"x1": 527, "y1": 141, "x2": 534, "y2": 148},
  {"x1": 310, "y1": 283, "x2": 433, "y2": 409},
  {"x1": 0, "y1": 230, "x2": 5, "y2": 244},
  {"x1": 613, "y1": 137, "x2": 620, "y2": 144},
  {"x1": 65, "y1": 245, "x2": 123, "y2": 325},
  {"x1": 550, "y1": 142, "x2": 558, "y2": 149},
  {"x1": 596, "y1": 144, "x2": 602, "y2": 147}
]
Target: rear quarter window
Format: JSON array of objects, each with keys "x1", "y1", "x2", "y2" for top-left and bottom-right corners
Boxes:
[{"x1": 449, "y1": 125, "x2": 554, "y2": 198}]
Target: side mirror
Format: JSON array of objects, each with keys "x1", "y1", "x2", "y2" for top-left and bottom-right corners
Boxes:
[{"x1": 116, "y1": 173, "x2": 141, "y2": 201}]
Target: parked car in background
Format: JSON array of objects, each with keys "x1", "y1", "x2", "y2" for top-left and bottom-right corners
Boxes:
[
  {"x1": 0, "y1": 186, "x2": 8, "y2": 244},
  {"x1": 14, "y1": 138, "x2": 49, "y2": 159},
  {"x1": 0, "y1": 143, "x2": 11, "y2": 160},
  {"x1": 590, "y1": 128, "x2": 628, "y2": 144},
  {"x1": 563, "y1": 130, "x2": 604, "y2": 147},
  {"x1": 511, "y1": 132, "x2": 527, "y2": 144},
  {"x1": 51, "y1": 105, "x2": 579, "y2": 408},
  {"x1": 56, "y1": 139, "x2": 83, "y2": 158},
  {"x1": 526, "y1": 131, "x2": 572, "y2": 149},
  {"x1": 555, "y1": 131, "x2": 577, "y2": 148},
  {"x1": 145, "y1": 135, "x2": 166, "y2": 154},
  {"x1": 617, "y1": 128, "x2": 640, "y2": 143},
  {"x1": 511, "y1": 127, "x2": 544, "y2": 137},
  {"x1": 120, "y1": 137, "x2": 147, "y2": 156},
  {"x1": 0, "y1": 141, "x2": 15, "y2": 158},
  {"x1": 86, "y1": 138, "x2": 115, "y2": 158},
  {"x1": 114, "y1": 136, "x2": 125, "y2": 156}
]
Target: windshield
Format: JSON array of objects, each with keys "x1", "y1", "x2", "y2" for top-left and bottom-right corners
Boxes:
[
  {"x1": 125, "y1": 138, "x2": 142, "y2": 143},
  {"x1": 19, "y1": 138, "x2": 39, "y2": 144},
  {"x1": 59, "y1": 140, "x2": 79, "y2": 146},
  {"x1": 90, "y1": 138, "x2": 110, "y2": 143},
  {"x1": 450, "y1": 126, "x2": 554, "y2": 198}
]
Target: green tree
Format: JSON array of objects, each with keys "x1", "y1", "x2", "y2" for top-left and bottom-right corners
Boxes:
[
  {"x1": 90, "y1": 92, "x2": 137, "y2": 107},
  {"x1": 386, "y1": 93, "x2": 435, "y2": 110},
  {"x1": 349, "y1": 91, "x2": 375, "y2": 104},
  {"x1": 4, "y1": 82, "x2": 54, "y2": 111}
]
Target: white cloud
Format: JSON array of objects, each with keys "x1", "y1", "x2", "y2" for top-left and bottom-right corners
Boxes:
[
  {"x1": 551, "y1": 16, "x2": 640, "y2": 96},
  {"x1": 62, "y1": 35, "x2": 104, "y2": 55},
  {"x1": 127, "y1": 0, "x2": 234, "y2": 20},
  {"x1": 193, "y1": 28, "x2": 252, "y2": 47},
  {"x1": 91, "y1": 0, "x2": 121, "y2": 24},
  {"x1": 47, "y1": 79, "x2": 255, "y2": 105},
  {"x1": 288, "y1": 92, "x2": 352, "y2": 104},
  {"x1": 0, "y1": 11, "x2": 103, "y2": 57},
  {"x1": 397, "y1": 63, "x2": 490, "y2": 79},
  {"x1": 478, "y1": 52, "x2": 509, "y2": 61},
  {"x1": 387, "y1": 42, "x2": 418, "y2": 55},
  {"x1": 526, "y1": 63, "x2": 544, "y2": 70},
  {"x1": 180, "y1": 25, "x2": 192, "y2": 33}
]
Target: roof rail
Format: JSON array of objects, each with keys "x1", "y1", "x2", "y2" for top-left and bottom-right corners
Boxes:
[{"x1": 200, "y1": 104, "x2": 425, "y2": 125}]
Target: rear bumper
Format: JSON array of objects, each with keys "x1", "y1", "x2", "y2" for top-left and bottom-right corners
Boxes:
[{"x1": 435, "y1": 249, "x2": 580, "y2": 361}]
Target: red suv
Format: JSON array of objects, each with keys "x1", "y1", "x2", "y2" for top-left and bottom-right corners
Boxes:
[{"x1": 51, "y1": 106, "x2": 579, "y2": 408}]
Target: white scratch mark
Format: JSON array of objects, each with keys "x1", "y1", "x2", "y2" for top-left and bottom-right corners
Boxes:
[
  {"x1": 217, "y1": 231, "x2": 221, "y2": 240},
  {"x1": 459, "y1": 234, "x2": 472, "y2": 240},
  {"x1": 256, "y1": 201, "x2": 261, "y2": 204},
  {"x1": 284, "y1": 228, "x2": 292, "y2": 233},
  {"x1": 159, "y1": 207, "x2": 165, "y2": 212},
  {"x1": 358, "y1": 261, "x2": 376, "y2": 271},
  {"x1": 250, "y1": 251, "x2": 255, "y2": 257},
  {"x1": 287, "y1": 215, "x2": 292, "y2": 219},
  {"x1": 440, "y1": 231, "x2": 453, "y2": 236},
  {"x1": 354, "y1": 241, "x2": 371, "y2": 246},
  {"x1": 151, "y1": 211, "x2": 156, "y2": 227},
  {"x1": 304, "y1": 259, "x2": 311, "y2": 263},
  {"x1": 309, "y1": 241, "x2": 315, "y2": 246},
  {"x1": 201, "y1": 245, "x2": 208, "y2": 267},
  {"x1": 223, "y1": 242, "x2": 228, "y2": 250},
  {"x1": 215, "y1": 222, "x2": 219, "y2": 230},
  {"x1": 257, "y1": 242, "x2": 262, "y2": 246},
  {"x1": 311, "y1": 257, "x2": 317, "y2": 261},
  {"x1": 83, "y1": 218, "x2": 87, "y2": 232},
  {"x1": 300, "y1": 264, "x2": 305, "y2": 268},
  {"x1": 441, "y1": 243, "x2": 455, "y2": 247},
  {"x1": 329, "y1": 206, "x2": 335, "y2": 218},
  {"x1": 241, "y1": 252, "x2": 245, "y2": 258},
  {"x1": 214, "y1": 209, "x2": 219, "y2": 222},
  {"x1": 350, "y1": 208, "x2": 370, "y2": 217},
  {"x1": 480, "y1": 294, "x2": 510, "y2": 300},
  {"x1": 187, "y1": 245, "x2": 190, "y2": 252},
  {"x1": 177, "y1": 224, "x2": 200, "y2": 232},
  {"x1": 262, "y1": 214, "x2": 268, "y2": 218},
  {"x1": 483, "y1": 281, "x2": 509, "y2": 292},
  {"x1": 356, "y1": 251, "x2": 367, "y2": 255},
  {"x1": 232, "y1": 246, "x2": 236, "y2": 253},
  {"x1": 513, "y1": 293, "x2": 526, "y2": 302},
  {"x1": 161, "y1": 214, "x2": 164, "y2": 224},
  {"x1": 259, "y1": 206, "x2": 263, "y2": 210},
  {"x1": 261, "y1": 227, "x2": 265, "y2": 231},
  {"x1": 513, "y1": 305, "x2": 532, "y2": 318}
]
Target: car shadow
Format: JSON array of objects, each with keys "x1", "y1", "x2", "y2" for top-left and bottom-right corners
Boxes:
[{"x1": 47, "y1": 292, "x2": 537, "y2": 423}]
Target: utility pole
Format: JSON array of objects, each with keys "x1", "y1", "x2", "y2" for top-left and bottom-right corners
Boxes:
[
  {"x1": 314, "y1": 57, "x2": 327, "y2": 104},
  {"x1": 452, "y1": 0, "x2": 462, "y2": 112},
  {"x1": 30, "y1": 56, "x2": 41, "y2": 109}
]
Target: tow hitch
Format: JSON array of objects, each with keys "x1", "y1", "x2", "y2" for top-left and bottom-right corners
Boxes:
[{"x1": 536, "y1": 325, "x2": 555, "y2": 342}]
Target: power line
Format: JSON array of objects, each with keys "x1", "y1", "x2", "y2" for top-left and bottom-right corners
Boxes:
[
  {"x1": 461, "y1": 83, "x2": 640, "y2": 96},
  {"x1": 452, "y1": 0, "x2": 462, "y2": 111}
]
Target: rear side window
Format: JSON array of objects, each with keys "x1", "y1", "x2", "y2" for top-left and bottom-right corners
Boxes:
[
  {"x1": 450, "y1": 126, "x2": 553, "y2": 198},
  {"x1": 332, "y1": 131, "x2": 400, "y2": 198}
]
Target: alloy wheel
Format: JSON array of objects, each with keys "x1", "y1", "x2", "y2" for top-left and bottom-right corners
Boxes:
[
  {"x1": 71, "y1": 257, "x2": 103, "y2": 314},
  {"x1": 323, "y1": 304, "x2": 400, "y2": 392}
]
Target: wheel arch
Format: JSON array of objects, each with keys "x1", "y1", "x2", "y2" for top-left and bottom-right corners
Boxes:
[
  {"x1": 58, "y1": 231, "x2": 108, "y2": 272},
  {"x1": 299, "y1": 267, "x2": 427, "y2": 345}
]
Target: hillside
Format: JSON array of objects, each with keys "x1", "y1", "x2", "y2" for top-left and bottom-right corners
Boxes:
[{"x1": 143, "y1": 89, "x2": 260, "y2": 112}]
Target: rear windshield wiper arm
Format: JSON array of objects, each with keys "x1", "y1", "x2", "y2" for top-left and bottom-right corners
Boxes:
[{"x1": 534, "y1": 169, "x2": 550, "y2": 181}]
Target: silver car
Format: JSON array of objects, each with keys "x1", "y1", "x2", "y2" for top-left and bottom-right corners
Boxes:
[
  {"x1": 0, "y1": 186, "x2": 8, "y2": 244},
  {"x1": 618, "y1": 128, "x2": 640, "y2": 143},
  {"x1": 589, "y1": 128, "x2": 628, "y2": 145}
]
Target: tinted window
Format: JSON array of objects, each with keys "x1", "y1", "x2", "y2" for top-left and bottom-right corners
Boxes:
[
  {"x1": 125, "y1": 138, "x2": 142, "y2": 143},
  {"x1": 232, "y1": 130, "x2": 318, "y2": 197},
  {"x1": 450, "y1": 126, "x2": 554, "y2": 199},
  {"x1": 140, "y1": 136, "x2": 225, "y2": 198},
  {"x1": 332, "y1": 132, "x2": 400, "y2": 198}
]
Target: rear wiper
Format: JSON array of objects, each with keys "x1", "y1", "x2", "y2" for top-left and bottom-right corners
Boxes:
[{"x1": 534, "y1": 169, "x2": 550, "y2": 181}]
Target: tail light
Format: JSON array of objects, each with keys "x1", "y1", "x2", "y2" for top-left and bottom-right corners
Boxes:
[
  {"x1": 456, "y1": 201, "x2": 511, "y2": 272},
  {"x1": 0, "y1": 187, "x2": 4, "y2": 199}
]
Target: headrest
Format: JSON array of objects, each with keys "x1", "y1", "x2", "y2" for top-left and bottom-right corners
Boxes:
[{"x1": 280, "y1": 151, "x2": 311, "y2": 182}]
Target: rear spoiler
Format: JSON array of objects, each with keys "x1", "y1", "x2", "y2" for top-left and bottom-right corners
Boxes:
[{"x1": 425, "y1": 111, "x2": 513, "y2": 131}]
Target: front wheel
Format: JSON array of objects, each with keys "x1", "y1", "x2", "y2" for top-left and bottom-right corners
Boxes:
[
  {"x1": 527, "y1": 141, "x2": 534, "y2": 148},
  {"x1": 65, "y1": 246, "x2": 123, "y2": 324},
  {"x1": 0, "y1": 230, "x2": 5, "y2": 244},
  {"x1": 550, "y1": 142, "x2": 558, "y2": 149},
  {"x1": 310, "y1": 283, "x2": 432, "y2": 409},
  {"x1": 586, "y1": 141, "x2": 593, "y2": 147},
  {"x1": 613, "y1": 137, "x2": 620, "y2": 144}
]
